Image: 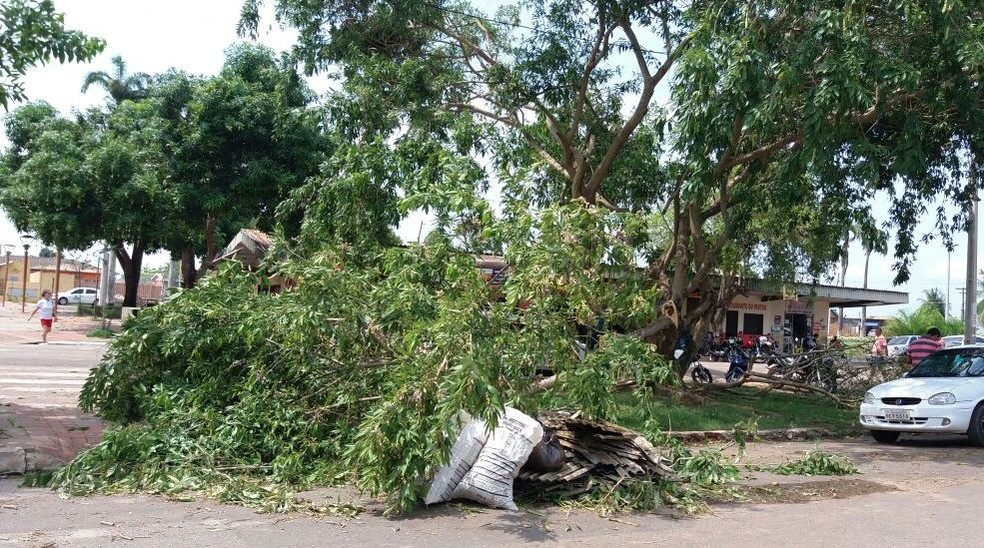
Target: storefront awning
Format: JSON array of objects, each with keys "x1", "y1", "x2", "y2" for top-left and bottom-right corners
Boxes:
[{"x1": 743, "y1": 279, "x2": 908, "y2": 308}]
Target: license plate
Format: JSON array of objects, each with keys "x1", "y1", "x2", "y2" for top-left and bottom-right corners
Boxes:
[{"x1": 884, "y1": 410, "x2": 911, "y2": 421}]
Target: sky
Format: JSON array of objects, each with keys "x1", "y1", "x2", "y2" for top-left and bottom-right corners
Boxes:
[{"x1": 0, "y1": 0, "x2": 981, "y2": 318}]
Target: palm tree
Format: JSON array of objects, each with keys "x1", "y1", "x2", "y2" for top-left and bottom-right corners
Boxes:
[
  {"x1": 81, "y1": 56, "x2": 149, "y2": 104},
  {"x1": 921, "y1": 288, "x2": 947, "y2": 317}
]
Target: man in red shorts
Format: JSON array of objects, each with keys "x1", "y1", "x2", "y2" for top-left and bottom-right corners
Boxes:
[
  {"x1": 906, "y1": 326, "x2": 943, "y2": 367},
  {"x1": 27, "y1": 289, "x2": 57, "y2": 343}
]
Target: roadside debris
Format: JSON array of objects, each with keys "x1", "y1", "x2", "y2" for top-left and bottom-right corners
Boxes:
[
  {"x1": 426, "y1": 408, "x2": 542, "y2": 510},
  {"x1": 519, "y1": 411, "x2": 676, "y2": 493},
  {"x1": 426, "y1": 408, "x2": 676, "y2": 510}
]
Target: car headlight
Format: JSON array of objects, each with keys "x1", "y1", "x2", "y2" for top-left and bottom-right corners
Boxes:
[
  {"x1": 928, "y1": 392, "x2": 957, "y2": 405},
  {"x1": 863, "y1": 392, "x2": 876, "y2": 404}
]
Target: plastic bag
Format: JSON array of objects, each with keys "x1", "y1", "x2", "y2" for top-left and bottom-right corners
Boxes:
[
  {"x1": 523, "y1": 428, "x2": 565, "y2": 473},
  {"x1": 448, "y1": 408, "x2": 543, "y2": 510},
  {"x1": 424, "y1": 412, "x2": 489, "y2": 505}
]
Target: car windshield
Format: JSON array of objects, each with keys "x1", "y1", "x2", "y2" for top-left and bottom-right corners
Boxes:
[
  {"x1": 908, "y1": 348, "x2": 984, "y2": 378},
  {"x1": 887, "y1": 336, "x2": 912, "y2": 345}
]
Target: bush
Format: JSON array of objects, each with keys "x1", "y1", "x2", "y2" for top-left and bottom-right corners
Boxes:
[
  {"x1": 883, "y1": 307, "x2": 964, "y2": 337},
  {"x1": 87, "y1": 327, "x2": 114, "y2": 338},
  {"x1": 78, "y1": 303, "x2": 122, "y2": 320}
]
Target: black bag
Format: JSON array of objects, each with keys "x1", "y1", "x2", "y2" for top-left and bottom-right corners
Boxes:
[{"x1": 523, "y1": 428, "x2": 565, "y2": 473}]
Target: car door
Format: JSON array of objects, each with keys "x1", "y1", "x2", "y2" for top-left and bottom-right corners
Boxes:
[
  {"x1": 70, "y1": 288, "x2": 85, "y2": 303},
  {"x1": 83, "y1": 288, "x2": 97, "y2": 304}
]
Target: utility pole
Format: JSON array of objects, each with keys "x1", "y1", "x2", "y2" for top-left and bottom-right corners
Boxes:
[
  {"x1": 106, "y1": 251, "x2": 116, "y2": 305},
  {"x1": 957, "y1": 287, "x2": 967, "y2": 324},
  {"x1": 52, "y1": 248, "x2": 62, "y2": 316},
  {"x1": 946, "y1": 247, "x2": 952, "y2": 318},
  {"x1": 965, "y1": 156, "x2": 979, "y2": 343},
  {"x1": 20, "y1": 243, "x2": 29, "y2": 313}
]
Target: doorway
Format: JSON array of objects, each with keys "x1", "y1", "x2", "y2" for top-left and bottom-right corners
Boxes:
[
  {"x1": 725, "y1": 310, "x2": 739, "y2": 336},
  {"x1": 788, "y1": 313, "x2": 810, "y2": 341},
  {"x1": 743, "y1": 313, "x2": 764, "y2": 335}
]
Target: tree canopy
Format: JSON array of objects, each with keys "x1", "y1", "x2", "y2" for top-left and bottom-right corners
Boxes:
[
  {"x1": 0, "y1": 43, "x2": 327, "y2": 302},
  {"x1": 152, "y1": 43, "x2": 329, "y2": 287},
  {"x1": 241, "y1": 0, "x2": 984, "y2": 369},
  {"x1": 0, "y1": 0, "x2": 104, "y2": 108}
]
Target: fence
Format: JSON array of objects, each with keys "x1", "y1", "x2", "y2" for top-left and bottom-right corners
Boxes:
[{"x1": 112, "y1": 281, "x2": 164, "y2": 305}]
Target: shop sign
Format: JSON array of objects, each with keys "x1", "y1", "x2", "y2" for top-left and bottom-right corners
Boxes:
[
  {"x1": 730, "y1": 301, "x2": 767, "y2": 312},
  {"x1": 784, "y1": 300, "x2": 813, "y2": 314}
]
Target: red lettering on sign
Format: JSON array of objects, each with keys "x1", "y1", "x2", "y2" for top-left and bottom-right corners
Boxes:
[{"x1": 729, "y1": 301, "x2": 767, "y2": 312}]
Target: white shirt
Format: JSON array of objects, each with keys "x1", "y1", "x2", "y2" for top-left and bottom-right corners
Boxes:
[{"x1": 36, "y1": 298, "x2": 54, "y2": 320}]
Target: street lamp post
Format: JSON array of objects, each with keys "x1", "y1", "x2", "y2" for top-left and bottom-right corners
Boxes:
[
  {"x1": 19, "y1": 234, "x2": 33, "y2": 313},
  {"x1": 1, "y1": 244, "x2": 13, "y2": 306}
]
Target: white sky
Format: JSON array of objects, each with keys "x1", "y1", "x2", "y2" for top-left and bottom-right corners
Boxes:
[{"x1": 0, "y1": 0, "x2": 980, "y2": 317}]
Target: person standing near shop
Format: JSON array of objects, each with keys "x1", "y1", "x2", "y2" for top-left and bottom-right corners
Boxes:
[
  {"x1": 27, "y1": 289, "x2": 57, "y2": 343},
  {"x1": 870, "y1": 327, "x2": 888, "y2": 357}
]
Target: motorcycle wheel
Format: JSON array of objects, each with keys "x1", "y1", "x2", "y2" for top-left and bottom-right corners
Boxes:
[{"x1": 691, "y1": 365, "x2": 713, "y2": 384}]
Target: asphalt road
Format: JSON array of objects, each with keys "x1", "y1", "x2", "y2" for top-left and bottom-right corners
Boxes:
[
  {"x1": 2, "y1": 335, "x2": 983, "y2": 547},
  {"x1": 2, "y1": 435, "x2": 983, "y2": 547}
]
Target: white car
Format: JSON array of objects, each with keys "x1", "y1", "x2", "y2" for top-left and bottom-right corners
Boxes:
[
  {"x1": 886, "y1": 335, "x2": 919, "y2": 357},
  {"x1": 860, "y1": 346, "x2": 984, "y2": 445},
  {"x1": 942, "y1": 335, "x2": 984, "y2": 348},
  {"x1": 56, "y1": 287, "x2": 99, "y2": 305}
]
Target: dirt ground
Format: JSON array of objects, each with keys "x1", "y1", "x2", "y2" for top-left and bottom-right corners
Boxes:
[{"x1": 2, "y1": 434, "x2": 982, "y2": 547}]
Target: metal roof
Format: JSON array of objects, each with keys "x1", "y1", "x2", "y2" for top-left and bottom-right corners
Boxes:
[{"x1": 743, "y1": 279, "x2": 908, "y2": 307}]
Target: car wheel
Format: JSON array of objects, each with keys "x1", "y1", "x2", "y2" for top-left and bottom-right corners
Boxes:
[
  {"x1": 57, "y1": 297, "x2": 68, "y2": 305},
  {"x1": 871, "y1": 430, "x2": 900, "y2": 444},
  {"x1": 967, "y1": 404, "x2": 984, "y2": 447}
]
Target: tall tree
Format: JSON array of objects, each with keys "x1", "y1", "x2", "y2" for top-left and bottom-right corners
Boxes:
[
  {"x1": 153, "y1": 44, "x2": 327, "y2": 288},
  {"x1": 81, "y1": 55, "x2": 149, "y2": 104},
  {"x1": 247, "y1": 0, "x2": 984, "y2": 373},
  {"x1": 0, "y1": 101, "x2": 168, "y2": 306},
  {"x1": 0, "y1": 0, "x2": 104, "y2": 108}
]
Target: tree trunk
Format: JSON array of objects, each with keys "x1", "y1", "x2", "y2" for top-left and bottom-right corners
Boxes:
[
  {"x1": 180, "y1": 215, "x2": 221, "y2": 290},
  {"x1": 180, "y1": 247, "x2": 197, "y2": 289},
  {"x1": 114, "y1": 242, "x2": 144, "y2": 307}
]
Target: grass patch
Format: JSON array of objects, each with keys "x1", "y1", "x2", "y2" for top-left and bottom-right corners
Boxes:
[
  {"x1": 772, "y1": 450, "x2": 859, "y2": 476},
  {"x1": 612, "y1": 387, "x2": 859, "y2": 433},
  {"x1": 21, "y1": 470, "x2": 56, "y2": 487},
  {"x1": 87, "y1": 327, "x2": 115, "y2": 338}
]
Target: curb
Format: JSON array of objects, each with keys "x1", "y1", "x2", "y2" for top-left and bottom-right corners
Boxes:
[
  {"x1": 669, "y1": 427, "x2": 840, "y2": 443},
  {"x1": 0, "y1": 447, "x2": 26, "y2": 474}
]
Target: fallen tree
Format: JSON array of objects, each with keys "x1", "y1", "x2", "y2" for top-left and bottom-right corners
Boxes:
[{"x1": 57, "y1": 237, "x2": 689, "y2": 514}]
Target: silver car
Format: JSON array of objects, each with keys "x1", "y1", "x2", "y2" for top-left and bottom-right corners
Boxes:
[
  {"x1": 942, "y1": 335, "x2": 984, "y2": 348},
  {"x1": 887, "y1": 335, "x2": 920, "y2": 357}
]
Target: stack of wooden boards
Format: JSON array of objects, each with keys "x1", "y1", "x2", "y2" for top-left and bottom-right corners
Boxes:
[{"x1": 517, "y1": 411, "x2": 676, "y2": 494}]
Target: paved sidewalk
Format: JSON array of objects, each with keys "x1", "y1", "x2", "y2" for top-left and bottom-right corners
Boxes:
[
  {"x1": 0, "y1": 344, "x2": 106, "y2": 473},
  {"x1": 0, "y1": 301, "x2": 115, "y2": 344}
]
